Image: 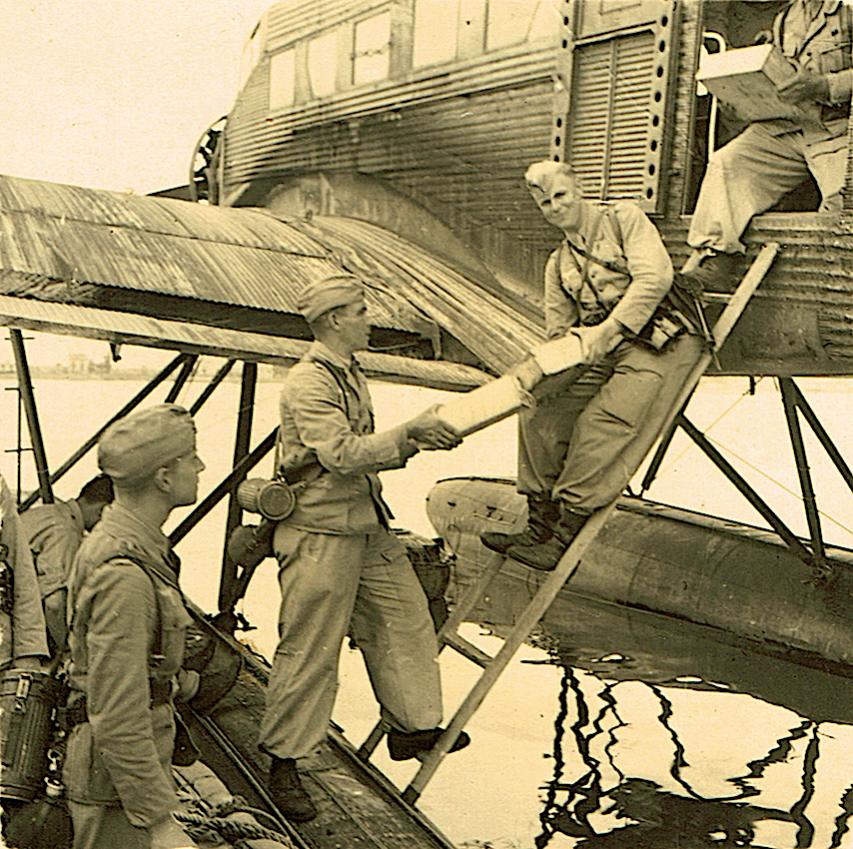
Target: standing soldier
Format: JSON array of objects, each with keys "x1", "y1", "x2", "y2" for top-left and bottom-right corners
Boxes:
[
  {"x1": 63, "y1": 405, "x2": 204, "y2": 849},
  {"x1": 0, "y1": 472, "x2": 49, "y2": 672},
  {"x1": 21, "y1": 474, "x2": 114, "y2": 651},
  {"x1": 260, "y1": 274, "x2": 468, "y2": 822}
]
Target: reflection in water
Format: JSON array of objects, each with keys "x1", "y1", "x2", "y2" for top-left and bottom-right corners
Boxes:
[
  {"x1": 455, "y1": 565, "x2": 853, "y2": 849},
  {"x1": 534, "y1": 665, "x2": 851, "y2": 848}
]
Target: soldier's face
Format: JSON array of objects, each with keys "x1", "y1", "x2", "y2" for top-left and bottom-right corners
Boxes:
[
  {"x1": 333, "y1": 298, "x2": 371, "y2": 352},
  {"x1": 168, "y1": 447, "x2": 205, "y2": 507},
  {"x1": 528, "y1": 171, "x2": 584, "y2": 232}
]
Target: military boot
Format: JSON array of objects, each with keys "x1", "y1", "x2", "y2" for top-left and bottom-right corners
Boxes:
[
  {"x1": 480, "y1": 496, "x2": 559, "y2": 555},
  {"x1": 269, "y1": 757, "x2": 317, "y2": 822},
  {"x1": 505, "y1": 507, "x2": 588, "y2": 571},
  {"x1": 680, "y1": 248, "x2": 743, "y2": 292}
]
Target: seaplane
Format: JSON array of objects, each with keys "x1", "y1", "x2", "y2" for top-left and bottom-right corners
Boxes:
[{"x1": 1, "y1": 1, "x2": 851, "y2": 847}]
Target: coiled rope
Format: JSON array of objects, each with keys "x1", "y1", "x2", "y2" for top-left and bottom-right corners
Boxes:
[{"x1": 175, "y1": 810, "x2": 295, "y2": 847}]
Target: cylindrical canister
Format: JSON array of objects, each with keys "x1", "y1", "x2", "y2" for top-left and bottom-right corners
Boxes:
[
  {"x1": 1, "y1": 669, "x2": 56, "y2": 801},
  {"x1": 236, "y1": 478, "x2": 296, "y2": 521}
]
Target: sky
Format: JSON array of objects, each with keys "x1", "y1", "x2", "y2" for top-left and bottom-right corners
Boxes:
[
  {"x1": 0, "y1": 0, "x2": 272, "y2": 193},
  {"x1": 0, "y1": 0, "x2": 274, "y2": 362}
]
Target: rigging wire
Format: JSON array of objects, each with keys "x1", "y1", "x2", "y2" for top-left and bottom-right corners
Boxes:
[{"x1": 647, "y1": 378, "x2": 853, "y2": 538}]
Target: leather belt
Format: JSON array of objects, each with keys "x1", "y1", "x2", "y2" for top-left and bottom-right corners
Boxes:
[{"x1": 60, "y1": 680, "x2": 172, "y2": 731}]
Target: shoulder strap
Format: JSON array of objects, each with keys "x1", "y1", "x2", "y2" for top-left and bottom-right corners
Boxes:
[{"x1": 312, "y1": 359, "x2": 352, "y2": 420}]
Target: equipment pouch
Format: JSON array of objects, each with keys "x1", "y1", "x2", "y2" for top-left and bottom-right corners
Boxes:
[{"x1": 226, "y1": 520, "x2": 275, "y2": 569}]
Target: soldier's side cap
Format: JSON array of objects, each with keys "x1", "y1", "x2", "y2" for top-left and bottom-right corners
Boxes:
[
  {"x1": 98, "y1": 404, "x2": 196, "y2": 485},
  {"x1": 297, "y1": 274, "x2": 364, "y2": 323}
]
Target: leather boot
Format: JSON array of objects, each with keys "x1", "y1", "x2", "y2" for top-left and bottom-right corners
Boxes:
[
  {"x1": 505, "y1": 508, "x2": 588, "y2": 571},
  {"x1": 680, "y1": 248, "x2": 743, "y2": 292},
  {"x1": 480, "y1": 496, "x2": 559, "y2": 555},
  {"x1": 269, "y1": 757, "x2": 317, "y2": 822},
  {"x1": 387, "y1": 726, "x2": 471, "y2": 761}
]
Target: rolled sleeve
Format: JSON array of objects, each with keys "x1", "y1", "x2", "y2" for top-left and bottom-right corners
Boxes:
[
  {"x1": 607, "y1": 204, "x2": 674, "y2": 334},
  {"x1": 85, "y1": 562, "x2": 178, "y2": 827},
  {"x1": 283, "y1": 366, "x2": 409, "y2": 476}
]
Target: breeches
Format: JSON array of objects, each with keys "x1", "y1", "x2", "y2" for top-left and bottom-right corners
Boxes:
[
  {"x1": 688, "y1": 121, "x2": 848, "y2": 254},
  {"x1": 518, "y1": 334, "x2": 703, "y2": 512},
  {"x1": 260, "y1": 526, "x2": 442, "y2": 760}
]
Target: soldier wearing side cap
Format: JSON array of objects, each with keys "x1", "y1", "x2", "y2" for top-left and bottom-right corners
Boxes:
[
  {"x1": 481, "y1": 161, "x2": 704, "y2": 570},
  {"x1": 63, "y1": 405, "x2": 205, "y2": 849},
  {"x1": 259, "y1": 274, "x2": 468, "y2": 823}
]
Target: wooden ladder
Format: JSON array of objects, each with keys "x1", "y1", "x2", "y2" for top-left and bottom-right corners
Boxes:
[{"x1": 357, "y1": 243, "x2": 779, "y2": 806}]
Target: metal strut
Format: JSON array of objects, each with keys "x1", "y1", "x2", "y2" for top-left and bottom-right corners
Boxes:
[
  {"x1": 362, "y1": 244, "x2": 780, "y2": 806},
  {"x1": 9, "y1": 329, "x2": 53, "y2": 505},
  {"x1": 17, "y1": 351, "x2": 190, "y2": 512},
  {"x1": 218, "y1": 362, "x2": 258, "y2": 612}
]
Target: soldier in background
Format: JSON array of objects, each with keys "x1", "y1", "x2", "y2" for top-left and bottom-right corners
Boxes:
[
  {"x1": 21, "y1": 474, "x2": 114, "y2": 651},
  {"x1": 0, "y1": 472, "x2": 49, "y2": 672},
  {"x1": 682, "y1": 0, "x2": 852, "y2": 288},
  {"x1": 63, "y1": 405, "x2": 203, "y2": 849}
]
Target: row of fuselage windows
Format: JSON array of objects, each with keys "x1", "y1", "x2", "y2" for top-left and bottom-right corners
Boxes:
[{"x1": 263, "y1": 0, "x2": 559, "y2": 111}]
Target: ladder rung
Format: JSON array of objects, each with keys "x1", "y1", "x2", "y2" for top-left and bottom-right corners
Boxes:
[
  {"x1": 703, "y1": 292, "x2": 733, "y2": 304},
  {"x1": 442, "y1": 632, "x2": 493, "y2": 668}
]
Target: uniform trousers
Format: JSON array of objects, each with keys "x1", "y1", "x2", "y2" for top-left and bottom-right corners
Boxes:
[
  {"x1": 260, "y1": 525, "x2": 442, "y2": 760},
  {"x1": 518, "y1": 334, "x2": 703, "y2": 513},
  {"x1": 68, "y1": 802, "x2": 149, "y2": 849},
  {"x1": 688, "y1": 120, "x2": 848, "y2": 255}
]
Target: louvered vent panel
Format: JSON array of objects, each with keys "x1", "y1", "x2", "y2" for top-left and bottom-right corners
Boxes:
[{"x1": 568, "y1": 31, "x2": 654, "y2": 201}]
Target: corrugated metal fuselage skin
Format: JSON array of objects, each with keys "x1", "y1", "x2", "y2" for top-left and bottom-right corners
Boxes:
[{"x1": 222, "y1": 0, "x2": 853, "y2": 378}]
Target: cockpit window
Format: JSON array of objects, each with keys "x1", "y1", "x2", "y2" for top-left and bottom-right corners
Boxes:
[
  {"x1": 308, "y1": 31, "x2": 337, "y2": 98},
  {"x1": 413, "y1": 0, "x2": 460, "y2": 67},
  {"x1": 486, "y1": 0, "x2": 559, "y2": 51},
  {"x1": 352, "y1": 10, "x2": 391, "y2": 85},
  {"x1": 269, "y1": 48, "x2": 296, "y2": 110}
]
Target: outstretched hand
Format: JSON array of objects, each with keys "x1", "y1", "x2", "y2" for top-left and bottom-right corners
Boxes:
[
  {"x1": 777, "y1": 68, "x2": 830, "y2": 104},
  {"x1": 406, "y1": 404, "x2": 462, "y2": 451}
]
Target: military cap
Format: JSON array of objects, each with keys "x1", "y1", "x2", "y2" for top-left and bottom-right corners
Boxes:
[
  {"x1": 297, "y1": 274, "x2": 364, "y2": 324},
  {"x1": 98, "y1": 404, "x2": 196, "y2": 486}
]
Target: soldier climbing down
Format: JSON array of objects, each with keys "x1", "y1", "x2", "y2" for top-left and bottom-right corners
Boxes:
[{"x1": 481, "y1": 160, "x2": 704, "y2": 571}]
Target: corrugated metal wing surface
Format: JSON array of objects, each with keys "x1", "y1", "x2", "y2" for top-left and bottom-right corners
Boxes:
[
  {"x1": 299, "y1": 215, "x2": 545, "y2": 373},
  {"x1": 0, "y1": 295, "x2": 488, "y2": 390},
  {"x1": 0, "y1": 174, "x2": 545, "y2": 374}
]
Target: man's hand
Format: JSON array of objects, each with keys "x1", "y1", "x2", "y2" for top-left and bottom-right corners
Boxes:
[
  {"x1": 777, "y1": 68, "x2": 830, "y2": 104},
  {"x1": 405, "y1": 405, "x2": 462, "y2": 451},
  {"x1": 573, "y1": 318, "x2": 624, "y2": 363}
]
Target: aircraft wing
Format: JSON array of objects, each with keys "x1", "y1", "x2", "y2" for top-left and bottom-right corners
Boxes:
[{"x1": 0, "y1": 174, "x2": 544, "y2": 379}]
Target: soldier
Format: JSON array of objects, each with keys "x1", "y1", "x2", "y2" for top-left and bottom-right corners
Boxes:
[
  {"x1": 0, "y1": 472, "x2": 49, "y2": 672},
  {"x1": 260, "y1": 274, "x2": 468, "y2": 822},
  {"x1": 481, "y1": 160, "x2": 704, "y2": 570},
  {"x1": 682, "y1": 0, "x2": 852, "y2": 287},
  {"x1": 63, "y1": 405, "x2": 204, "y2": 849},
  {"x1": 21, "y1": 474, "x2": 114, "y2": 651}
]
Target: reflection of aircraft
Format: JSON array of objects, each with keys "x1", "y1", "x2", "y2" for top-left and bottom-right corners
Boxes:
[
  {"x1": 535, "y1": 665, "x2": 848, "y2": 848},
  {"x1": 1, "y1": 0, "x2": 853, "y2": 844}
]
